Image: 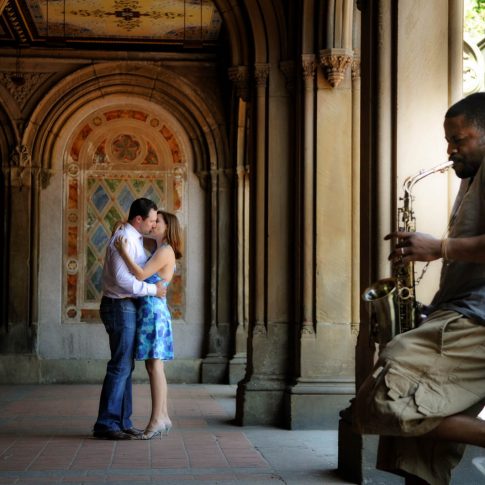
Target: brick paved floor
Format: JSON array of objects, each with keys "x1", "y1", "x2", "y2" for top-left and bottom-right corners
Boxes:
[{"x1": 0, "y1": 384, "x2": 350, "y2": 485}]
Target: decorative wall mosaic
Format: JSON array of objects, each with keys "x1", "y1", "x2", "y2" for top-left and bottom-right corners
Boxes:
[{"x1": 64, "y1": 108, "x2": 187, "y2": 323}]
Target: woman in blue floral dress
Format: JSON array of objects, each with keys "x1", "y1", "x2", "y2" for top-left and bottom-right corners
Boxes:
[{"x1": 115, "y1": 210, "x2": 182, "y2": 439}]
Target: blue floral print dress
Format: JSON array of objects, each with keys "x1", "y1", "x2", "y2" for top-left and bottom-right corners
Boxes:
[{"x1": 135, "y1": 257, "x2": 174, "y2": 361}]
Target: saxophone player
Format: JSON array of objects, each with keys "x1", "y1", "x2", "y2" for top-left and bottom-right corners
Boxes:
[{"x1": 355, "y1": 92, "x2": 485, "y2": 485}]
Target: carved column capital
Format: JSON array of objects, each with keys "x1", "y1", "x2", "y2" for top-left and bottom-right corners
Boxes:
[
  {"x1": 301, "y1": 54, "x2": 316, "y2": 87},
  {"x1": 218, "y1": 168, "x2": 235, "y2": 190},
  {"x1": 9, "y1": 144, "x2": 32, "y2": 188},
  {"x1": 196, "y1": 170, "x2": 210, "y2": 191},
  {"x1": 254, "y1": 63, "x2": 270, "y2": 89},
  {"x1": 236, "y1": 165, "x2": 249, "y2": 179},
  {"x1": 41, "y1": 168, "x2": 54, "y2": 189},
  {"x1": 253, "y1": 321, "x2": 267, "y2": 337},
  {"x1": 228, "y1": 65, "x2": 249, "y2": 101},
  {"x1": 351, "y1": 56, "x2": 361, "y2": 81},
  {"x1": 279, "y1": 60, "x2": 296, "y2": 92},
  {"x1": 319, "y1": 48, "x2": 353, "y2": 88}
]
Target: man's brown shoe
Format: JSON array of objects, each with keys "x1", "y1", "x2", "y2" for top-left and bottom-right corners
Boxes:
[
  {"x1": 123, "y1": 427, "x2": 144, "y2": 438},
  {"x1": 93, "y1": 430, "x2": 134, "y2": 440}
]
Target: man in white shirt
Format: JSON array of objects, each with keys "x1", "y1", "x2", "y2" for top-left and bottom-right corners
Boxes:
[{"x1": 93, "y1": 197, "x2": 165, "y2": 440}]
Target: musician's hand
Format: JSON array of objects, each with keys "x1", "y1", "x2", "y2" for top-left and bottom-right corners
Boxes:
[{"x1": 385, "y1": 231, "x2": 442, "y2": 263}]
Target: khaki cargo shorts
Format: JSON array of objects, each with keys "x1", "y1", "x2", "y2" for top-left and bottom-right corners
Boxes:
[{"x1": 355, "y1": 309, "x2": 485, "y2": 437}]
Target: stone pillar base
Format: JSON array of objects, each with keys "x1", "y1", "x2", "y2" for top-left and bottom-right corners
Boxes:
[
  {"x1": 201, "y1": 355, "x2": 228, "y2": 383},
  {"x1": 288, "y1": 379, "x2": 355, "y2": 429},
  {"x1": 236, "y1": 378, "x2": 286, "y2": 426},
  {"x1": 229, "y1": 353, "x2": 247, "y2": 384}
]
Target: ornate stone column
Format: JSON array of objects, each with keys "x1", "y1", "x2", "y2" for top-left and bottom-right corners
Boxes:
[
  {"x1": 0, "y1": 144, "x2": 37, "y2": 353},
  {"x1": 301, "y1": 54, "x2": 316, "y2": 337},
  {"x1": 238, "y1": 62, "x2": 290, "y2": 425},
  {"x1": 289, "y1": 0, "x2": 357, "y2": 430},
  {"x1": 228, "y1": 66, "x2": 250, "y2": 384},
  {"x1": 351, "y1": 54, "x2": 361, "y2": 333},
  {"x1": 252, "y1": 63, "x2": 270, "y2": 338},
  {"x1": 201, "y1": 167, "x2": 233, "y2": 383}
]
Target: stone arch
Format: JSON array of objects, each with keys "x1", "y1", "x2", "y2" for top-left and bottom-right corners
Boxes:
[
  {"x1": 26, "y1": 61, "x2": 224, "y2": 363},
  {"x1": 22, "y1": 62, "x2": 228, "y2": 178},
  {"x1": 212, "y1": 0, "x2": 288, "y2": 65}
]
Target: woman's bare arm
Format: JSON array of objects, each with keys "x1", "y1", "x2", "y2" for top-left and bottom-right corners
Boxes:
[{"x1": 114, "y1": 236, "x2": 169, "y2": 280}]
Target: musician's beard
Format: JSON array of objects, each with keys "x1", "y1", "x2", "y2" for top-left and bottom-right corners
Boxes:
[{"x1": 451, "y1": 158, "x2": 481, "y2": 179}]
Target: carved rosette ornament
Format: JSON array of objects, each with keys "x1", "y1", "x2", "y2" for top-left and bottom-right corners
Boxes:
[
  {"x1": 319, "y1": 49, "x2": 353, "y2": 88},
  {"x1": 228, "y1": 65, "x2": 249, "y2": 101}
]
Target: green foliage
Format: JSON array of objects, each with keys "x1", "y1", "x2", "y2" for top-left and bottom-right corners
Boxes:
[
  {"x1": 473, "y1": 0, "x2": 485, "y2": 13},
  {"x1": 465, "y1": 0, "x2": 485, "y2": 42}
]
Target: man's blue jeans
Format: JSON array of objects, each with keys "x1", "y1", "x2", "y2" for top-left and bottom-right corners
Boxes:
[{"x1": 94, "y1": 297, "x2": 137, "y2": 432}]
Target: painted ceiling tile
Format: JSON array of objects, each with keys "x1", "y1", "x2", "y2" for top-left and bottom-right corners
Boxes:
[{"x1": 25, "y1": 0, "x2": 221, "y2": 41}]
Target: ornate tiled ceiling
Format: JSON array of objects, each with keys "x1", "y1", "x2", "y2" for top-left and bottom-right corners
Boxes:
[{"x1": 1, "y1": 0, "x2": 222, "y2": 48}]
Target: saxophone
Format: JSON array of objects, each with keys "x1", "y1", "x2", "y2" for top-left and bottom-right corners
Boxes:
[{"x1": 362, "y1": 160, "x2": 453, "y2": 345}]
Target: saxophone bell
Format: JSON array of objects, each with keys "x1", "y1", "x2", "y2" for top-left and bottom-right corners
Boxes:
[{"x1": 362, "y1": 278, "x2": 398, "y2": 346}]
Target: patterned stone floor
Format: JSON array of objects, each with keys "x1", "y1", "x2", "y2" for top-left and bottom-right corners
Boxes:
[{"x1": 0, "y1": 384, "x2": 350, "y2": 484}]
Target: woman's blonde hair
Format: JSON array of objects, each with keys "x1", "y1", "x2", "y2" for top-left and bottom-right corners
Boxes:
[{"x1": 159, "y1": 210, "x2": 183, "y2": 259}]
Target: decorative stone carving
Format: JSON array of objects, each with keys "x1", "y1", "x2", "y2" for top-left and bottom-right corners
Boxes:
[
  {"x1": 351, "y1": 56, "x2": 361, "y2": 81},
  {"x1": 253, "y1": 321, "x2": 267, "y2": 336},
  {"x1": 301, "y1": 54, "x2": 316, "y2": 84},
  {"x1": 41, "y1": 168, "x2": 54, "y2": 189},
  {"x1": 319, "y1": 49, "x2": 353, "y2": 88},
  {"x1": 254, "y1": 63, "x2": 270, "y2": 88},
  {"x1": 279, "y1": 60, "x2": 296, "y2": 92},
  {"x1": 0, "y1": 72, "x2": 53, "y2": 108},
  {"x1": 9, "y1": 144, "x2": 32, "y2": 188},
  {"x1": 301, "y1": 321, "x2": 315, "y2": 336},
  {"x1": 5, "y1": 3, "x2": 27, "y2": 43},
  {"x1": 196, "y1": 170, "x2": 210, "y2": 191},
  {"x1": 218, "y1": 168, "x2": 234, "y2": 190},
  {"x1": 463, "y1": 38, "x2": 484, "y2": 95},
  {"x1": 228, "y1": 65, "x2": 249, "y2": 101},
  {"x1": 236, "y1": 165, "x2": 249, "y2": 180}
]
